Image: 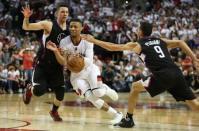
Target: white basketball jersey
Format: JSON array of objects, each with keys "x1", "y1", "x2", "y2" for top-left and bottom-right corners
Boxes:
[
  {"x1": 60, "y1": 36, "x2": 94, "y2": 79},
  {"x1": 60, "y1": 36, "x2": 94, "y2": 62}
]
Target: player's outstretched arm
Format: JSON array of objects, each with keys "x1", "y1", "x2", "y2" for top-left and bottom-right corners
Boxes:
[
  {"x1": 162, "y1": 38, "x2": 199, "y2": 71},
  {"x1": 21, "y1": 4, "x2": 52, "y2": 32},
  {"x1": 81, "y1": 34, "x2": 138, "y2": 52}
]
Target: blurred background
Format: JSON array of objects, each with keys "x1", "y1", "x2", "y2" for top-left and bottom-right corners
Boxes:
[{"x1": 0, "y1": 0, "x2": 198, "y2": 94}]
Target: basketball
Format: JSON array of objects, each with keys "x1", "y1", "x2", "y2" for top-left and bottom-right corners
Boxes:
[{"x1": 66, "y1": 54, "x2": 85, "y2": 73}]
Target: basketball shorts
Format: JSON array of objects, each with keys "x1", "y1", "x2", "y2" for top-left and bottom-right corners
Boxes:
[{"x1": 140, "y1": 67, "x2": 196, "y2": 101}]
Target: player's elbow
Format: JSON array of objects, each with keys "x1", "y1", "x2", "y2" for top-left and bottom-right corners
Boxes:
[
  {"x1": 178, "y1": 40, "x2": 186, "y2": 47},
  {"x1": 22, "y1": 26, "x2": 29, "y2": 30}
]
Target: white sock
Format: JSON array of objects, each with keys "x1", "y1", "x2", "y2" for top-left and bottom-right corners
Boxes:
[{"x1": 107, "y1": 107, "x2": 117, "y2": 116}]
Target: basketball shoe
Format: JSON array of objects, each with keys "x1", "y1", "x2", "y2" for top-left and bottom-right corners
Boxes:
[
  {"x1": 114, "y1": 117, "x2": 135, "y2": 128},
  {"x1": 49, "y1": 111, "x2": 63, "y2": 121},
  {"x1": 23, "y1": 84, "x2": 32, "y2": 104}
]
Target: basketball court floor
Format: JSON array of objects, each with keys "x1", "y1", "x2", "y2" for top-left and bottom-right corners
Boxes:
[{"x1": 0, "y1": 92, "x2": 199, "y2": 131}]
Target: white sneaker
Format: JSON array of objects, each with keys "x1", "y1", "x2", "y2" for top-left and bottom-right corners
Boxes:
[
  {"x1": 105, "y1": 85, "x2": 118, "y2": 101},
  {"x1": 110, "y1": 112, "x2": 123, "y2": 124}
]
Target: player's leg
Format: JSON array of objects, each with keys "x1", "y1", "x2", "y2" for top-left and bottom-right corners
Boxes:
[
  {"x1": 85, "y1": 90, "x2": 123, "y2": 124},
  {"x1": 48, "y1": 70, "x2": 65, "y2": 121},
  {"x1": 169, "y1": 83, "x2": 199, "y2": 111},
  {"x1": 167, "y1": 69, "x2": 199, "y2": 111},
  {"x1": 115, "y1": 80, "x2": 145, "y2": 128},
  {"x1": 49, "y1": 85, "x2": 65, "y2": 121},
  {"x1": 186, "y1": 99, "x2": 199, "y2": 111},
  {"x1": 89, "y1": 65, "x2": 118, "y2": 101},
  {"x1": 98, "y1": 82, "x2": 118, "y2": 101},
  {"x1": 116, "y1": 74, "x2": 162, "y2": 128},
  {"x1": 72, "y1": 78, "x2": 123, "y2": 124},
  {"x1": 23, "y1": 66, "x2": 47, "y2": 104},
  {"x1": 127, "y1": 81, "x2": 146, "y2": 114}
]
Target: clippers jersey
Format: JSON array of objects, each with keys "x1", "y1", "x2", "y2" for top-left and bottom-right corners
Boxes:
[
  {"x1": 36, "y1": 20, "x2": 69, "y2": 69},
  {"x1": 138, "y1": 37, "x2": 177, "y2": 72}
]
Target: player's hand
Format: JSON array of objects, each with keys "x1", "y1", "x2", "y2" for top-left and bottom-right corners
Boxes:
[
  {"x1": 46, "y1": 41, "x2": 58, "y2": 52},
  {"x1": 59, "y1": 48, "x2": 64, "y2": 55},
  {"x1": 81, "y1": 34, "x2": 95, "y2": 43},
  {"x1": 21, "y1": 4, "x2": 33, "y2": 18}
]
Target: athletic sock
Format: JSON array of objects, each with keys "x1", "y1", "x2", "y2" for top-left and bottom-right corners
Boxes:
[
  {"x1": 126, "y1": 112, "x2": 133, "y2": 119},
  {"x1": 52, "y1": 104, "x2": 59, "y2": 112},
  {"x1": 107, "y1": 107, "x2": 117, "y2": 116}
]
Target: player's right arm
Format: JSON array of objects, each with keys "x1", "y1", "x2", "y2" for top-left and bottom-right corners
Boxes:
[
  {"x1": 81, "y1": 34, "x2": 142, "y2": 54},
  {"x1": 21, "y1": 5, "x2": 52, "y2": 32}
]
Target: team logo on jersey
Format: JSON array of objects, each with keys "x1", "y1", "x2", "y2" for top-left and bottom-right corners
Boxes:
[{"x1": 57, "y1": 33, "x2": 66, "y2": 43}]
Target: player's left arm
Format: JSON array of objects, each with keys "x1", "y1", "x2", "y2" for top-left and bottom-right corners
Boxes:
[
  {"x1": 162, "y1": 38, "x2": 199, "y2": 70},
  {"x1": 46, "y1": 41, "x2": 65, "y2": 65}
]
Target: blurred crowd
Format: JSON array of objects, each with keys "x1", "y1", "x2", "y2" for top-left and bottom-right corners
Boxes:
[{"x1": 0, "y1": 0, "x2": 199, "y2": 94}]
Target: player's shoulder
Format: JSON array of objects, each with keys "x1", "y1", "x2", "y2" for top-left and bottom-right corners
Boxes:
[
  {"x1": 60, "y1": 36, "x2": 70, "y2": 48},
  {"x1": 60, "y1": 36, "x2": 70, "y2": 42},
  {"x1": 138, "y1": 37, "x2": 161, "y2": 43},
  {"x1": 81, "y1": 39, "x2": 93, "y2": 46}
]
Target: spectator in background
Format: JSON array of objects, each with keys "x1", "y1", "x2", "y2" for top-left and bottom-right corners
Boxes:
[
  {"x1": 0, "y1": 65, "x2": 8, "y2": 94},
  {"x1": 7, "y1": 65, "x2": 20, "y2": 93},
  {"x1": 0, "y1": 0, "x2": 198, "y2": 94},
  {"x1": 103, "y1": 65, "x2": 115, "y2": 88},
  {"x1": 19, "y1": 48, "x2": 34, "y2": 84},
  {"x1": 93, "y1": 55, "x2": 103, "y2": 72}
]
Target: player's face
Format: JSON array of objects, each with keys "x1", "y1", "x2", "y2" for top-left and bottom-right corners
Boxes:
[
  {"x1": 57, "y1": 7, "x2": 69, "y2": 22},
  {"x1": 69, "y1": 22, "x2": 83, "y2": 37}
]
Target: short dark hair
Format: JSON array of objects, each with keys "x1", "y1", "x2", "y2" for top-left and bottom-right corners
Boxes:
[
  {"x1": 56, "y1": 2, "x2": 68, "y2": 11},
  {"x1": 69, "y1": 18, "x2": 83, "y2": 26},
  {"x1": 140, "y1": 21, "x2": 153, "y2": 37}
]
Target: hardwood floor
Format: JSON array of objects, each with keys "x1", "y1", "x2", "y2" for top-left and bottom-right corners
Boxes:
[{"x1": 0, "y1": 92, "x2": 198, "y2": 131}]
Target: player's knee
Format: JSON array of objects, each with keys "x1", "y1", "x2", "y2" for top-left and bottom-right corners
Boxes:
[
  {"x1": 92, "y1": 88, "x2": 106, "y2": 98},
  {"x1": 54, "y1": 98, "x2": 61, "y2": 106},
  {"x1": 33, "y1": 85, "x2": 46, "y2": 96},
  {"x1": 85, "y1": 93, "x2": 104, "y2": 109},
  {"x1": 55, "y1": 86, "x2": 65, "y2": 101},
  {"x1": 89, "y1": 98, "x2": 104, "y2": 109},
  {"x1": 132, "y1": 81, "x2": 143, "y2": 93},
  {"x1": 189, "y1": 105, "x2": 199, "y2": 111}
]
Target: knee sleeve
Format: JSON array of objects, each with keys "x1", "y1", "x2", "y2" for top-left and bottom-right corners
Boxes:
[
  {"x1": 54, "y1": 85, "x2": 65, "y2": 101},
  {"x1": 33, "y1": 85, "x2": 46, "y2": 96},
  {"x1": 85, "y1": 91, "x2": 104, "y2": 109},
  {"x1": 92, "y1": 81, "x2": 106, "y2": 98},
  {"x1": 92, "y1": 88, "x2": 106, "y2": 97}
]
